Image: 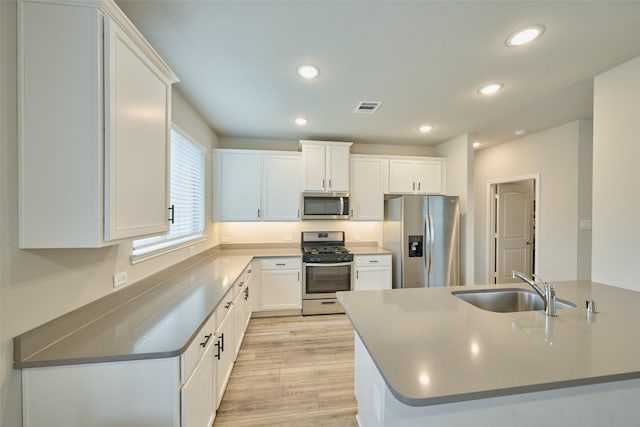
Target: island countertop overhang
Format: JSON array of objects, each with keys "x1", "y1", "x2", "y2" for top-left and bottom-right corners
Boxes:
[{"x1": 337, "y1": 281, "x2": 640, "y2": 406}]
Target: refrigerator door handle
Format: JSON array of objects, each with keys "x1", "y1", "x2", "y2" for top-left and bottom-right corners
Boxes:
[
  {"x1": 427, "y1": 214, "x2": 434, "y2": 274},
  {"x1": 424, "y1": 214, "x2": 431, "y2": 273}
]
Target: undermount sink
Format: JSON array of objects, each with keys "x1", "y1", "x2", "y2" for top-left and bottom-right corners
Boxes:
[{"x1": 452, "y1": 288, "x2": 576, "y2": 313}]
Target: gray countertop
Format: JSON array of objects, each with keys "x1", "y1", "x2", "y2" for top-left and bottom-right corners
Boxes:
[
  {"x1": 15, "y1": 253, "x2": 254, "y2": 368},
  {"x1": 337, "y1": 281, "x2": 640, "y2": 406},
  {"x1": 13, "y1": 243, "x2": 388, "y2": 368}
]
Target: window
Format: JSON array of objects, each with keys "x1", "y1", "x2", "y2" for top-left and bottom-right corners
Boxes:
[{"x1": 132, "y1": 125, "x2": 206, "y2": 261}]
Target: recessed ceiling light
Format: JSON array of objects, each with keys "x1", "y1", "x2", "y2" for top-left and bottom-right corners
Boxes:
[
  {"x1": 296, "y1": 64, "x2": 319, "y2": 79},
  {"x1": 419, "y1": 125, "x2": 433, "y2": 133},
  {"x1": 514, "y1": 128, "x2": 527, "y2": 136},
  {"x1": 473, "y1": 141, "x2": 481, "y2": 148},
  {"x1": 506, "y1": 25, "x2": 545, "y2": 47},
  {"x1": 478, "y1": 83, "x2": 504, "y2": 96},
  {"x1": 294, "y1": 117, "x2": 308, "y2": 126}
]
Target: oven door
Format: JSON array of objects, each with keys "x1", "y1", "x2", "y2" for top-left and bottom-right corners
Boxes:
[{"x1": 303, "y1": 262, "x2": 352, "y2": 299}]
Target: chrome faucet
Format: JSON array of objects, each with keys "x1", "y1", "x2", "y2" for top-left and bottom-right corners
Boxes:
[{"x1": 512, "y1": 271, "x2": 558, "y2": 317}]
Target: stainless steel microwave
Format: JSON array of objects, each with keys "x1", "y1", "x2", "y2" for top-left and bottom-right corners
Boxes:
[{"x1": 301, "y1": 192, "x2": 350, "y2": 220}]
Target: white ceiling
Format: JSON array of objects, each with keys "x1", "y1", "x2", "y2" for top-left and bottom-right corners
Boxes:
[{"x1": 117, "y1": 1, "x2": 640, "y2": 149}]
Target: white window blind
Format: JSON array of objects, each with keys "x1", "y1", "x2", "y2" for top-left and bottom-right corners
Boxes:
[{"x1": 132, "y1": 126, "x2": 206, "y2": 259}]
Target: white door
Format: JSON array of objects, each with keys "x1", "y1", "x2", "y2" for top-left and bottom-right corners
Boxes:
[
  {"x1": 350, "y1": 158, "x2": 384, "y2": 220},
  {"x1": 301, "y1": 144, "x2": 326, "y2": 191},
  {"x1": 219, "y1": 152, "x2": 261, "y2": 220},
  {"x1": 388, "y1": 160, "x2": 417, "y2": 193},
  {"x1": 414, "y1": 160, "x2": 443, "y2": 194},
  {"x1": 326, "y1": 145, "x2": 350, "y2": 192},
  {"x1": 355, "y1": 267, "x2": 392, "y2": 291},
  {"x1": 260, "y1": 270, "x2": 301, "y2": 310},
  {"x1": 495, "y1": 181, "x2": 535, "y2": 283},
  {"x1": 104, "y1": 19, "x2": 171, "y2": 240},
  {"x1": 262, "y1": 154, "x2": 301, "y2": 220}
]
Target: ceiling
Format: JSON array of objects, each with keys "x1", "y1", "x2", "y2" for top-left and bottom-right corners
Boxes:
[{"x1": 117, "y1": 1, "x2": 640, "y2": 149}]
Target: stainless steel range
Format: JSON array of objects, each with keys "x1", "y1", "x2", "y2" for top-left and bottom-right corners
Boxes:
[{"x1": 301, "y1": 231, "x2": 353, "y2": 315}]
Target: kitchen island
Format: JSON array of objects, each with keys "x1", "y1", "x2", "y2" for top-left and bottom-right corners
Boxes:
[{"x1": 338, "y1": 281, "x2": 640, "y2": 426}]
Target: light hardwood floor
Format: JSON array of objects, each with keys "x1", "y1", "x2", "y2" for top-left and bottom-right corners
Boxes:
[{"x1": 214, "y1": 314, "x2": 358, "y2": 426}]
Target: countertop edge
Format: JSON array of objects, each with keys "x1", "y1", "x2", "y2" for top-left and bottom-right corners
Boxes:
[{"x1": 389, "y1": 372, "x2": 640, "y2": 407}]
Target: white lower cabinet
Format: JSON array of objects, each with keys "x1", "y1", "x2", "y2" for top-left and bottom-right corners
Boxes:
[
  {"x1": 21, "y1": 263, "x2": 256, "y2": 427},
  {"x1": 259, "y1": 258, "x2": 302, "y2": 311},
  {"x1": 215, "y1": 294, "x2": 235, "y2": 409},
  {"x1": 181, "y1": 345, "x2": 215, "y2": 427},
  {"x1": 354, "y1": 254, "x2": 392, "y2": 291}
]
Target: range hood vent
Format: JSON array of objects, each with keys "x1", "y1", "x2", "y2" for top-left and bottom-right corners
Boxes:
[{"x1": 354, "y1": 101, "x2": 381, "y2": 114}]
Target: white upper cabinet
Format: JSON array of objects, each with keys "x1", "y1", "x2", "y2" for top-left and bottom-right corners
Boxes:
[
  {"x1": 18, "y1": 0, "x2": 178, "y2": 248},
  {"x1": 350, "y1": 156, "x2": 384, "y2": 221},
  {"x1": 214, "y1": 149, "x2": 301, "y2": 221},
  {"x1": 300, "y1": 140, "x2": 352, "y2": 192},
  {"x1": 388, "y1": 157, "x2": 446, "y2": 195},
  {"x1": 216, "y1": 151, "x2": 261, "y2": 221},
  {"x1": 262, "y1": 154, "x2": 302, "y2": 221}
]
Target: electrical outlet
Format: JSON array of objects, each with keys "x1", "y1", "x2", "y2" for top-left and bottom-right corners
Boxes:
[
  {"x1": 113, "y1": 271, "x2": 128, "y2": 288},
  {"x1": 221, "y1": 236, "x2": 230, "y2": 243},
  {"x1": 283, "y1": 235, "x2": 293, "y2": 241}
]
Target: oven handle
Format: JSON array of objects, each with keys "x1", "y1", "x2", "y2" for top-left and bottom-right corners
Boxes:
[{"x1": 304, "y1": 262, "x2": 353, "y2": 267}]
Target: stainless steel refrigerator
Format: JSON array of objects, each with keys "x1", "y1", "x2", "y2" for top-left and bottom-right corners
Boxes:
[{"x1": 383, "y1": 195, "x2": 460, "y2": 288}]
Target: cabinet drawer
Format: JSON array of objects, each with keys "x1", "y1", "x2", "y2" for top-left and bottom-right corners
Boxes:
[
  {"x1": 215, "y1": 289, "x2": 235, "y2": 328},
  {"x1": 355, "y1": 254, "x2": 391, "y2": 267},
  {"x1": 261, "y1": 257, "x2": 300, "y2": 270},
  {"x1": 232, "y1": 263, "x2": 253, "y2": 297},
  {"x1": 181, "y1": 313, "x2": 216, "y2": 384}
]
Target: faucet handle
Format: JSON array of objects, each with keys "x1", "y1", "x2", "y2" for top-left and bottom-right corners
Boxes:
[{"x1": 586, "y1": 299, "x2": 598, "y2": 314}]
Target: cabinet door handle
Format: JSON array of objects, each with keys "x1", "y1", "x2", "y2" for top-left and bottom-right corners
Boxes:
[
  {"x1": 214, "y1": 334, "x2": 223, "y2": 359},
  {"x1": 220, "y1": 332, "x2": 225, "y2": 352},
  {"x1": 238, "y1": 281, "x2": 244, "y2": 287},
  {"x1": 200, "y1": 333, "x2": 212, "y2": 348},
  {"x1": 412, "y1": 182, "x2": 416, "y2": 191},
  {"x1": 257, "y1": 208, "x2": 261, "y2": 219},
  {"x1": 298, "y1": 271, "x2": 300, "y2": 281},
  {"x1": 329, "y1": 179, "x2": 332, "y2": 188},
  {"x1": 297, "y1": 209, "x2": 300, "y2": 218},
  {"x1": 418, "y1": 182, "x2": 421, "y2": 191},
  {"x1": 356, "y1": 270, "x2": 359, "y2": 280},
  {"x1": 244, "y1": 287, "x2": 249, "y2": 301},
  {"x1": 225, "y1": 301, "x2": 233, "y2": 309},
  {"x1": 322, "y1": 178, "x2": 325, "y2": 189},
  {"x1": 168, "y1": 204, "x2": 175, "y2": 224}
]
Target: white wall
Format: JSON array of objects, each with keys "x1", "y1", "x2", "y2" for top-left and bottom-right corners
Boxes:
[
  {"x1": 0, "y1": 2, "x2": 220, "y2": 424},
  {"x1": 435, "y1": 133, "x2": 475, "y2": 284},
  {"x1": 474, "y1": 120, "x2": 593, "y2": 284},
  {"x1": 592, "y1": 56, "x2": 640, "y2": 290}
]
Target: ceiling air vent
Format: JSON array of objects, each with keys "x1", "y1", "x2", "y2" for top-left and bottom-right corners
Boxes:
[{"x1": 354, "y1": 101, "x2": 381, "y2": 114}]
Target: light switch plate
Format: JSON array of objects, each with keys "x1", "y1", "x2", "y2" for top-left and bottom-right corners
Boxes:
[
  {"x1": 579, "y1": 219, "x2": 592, "y2": 230},
  {"x1": 113, "y1": 271, "x2": 128, "y2": 288}
]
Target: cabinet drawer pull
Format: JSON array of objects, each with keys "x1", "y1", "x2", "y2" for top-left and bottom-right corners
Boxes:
[
  {"x1": 214, "y1": 334, "x2": 224, "y2": 359},
  {"x1": 225, "y1": 301, "x2": 233, "y2": 309},
  {"x1": 321, "y1": 301, "x2": 337, "y2": 305},
  {"x1": 168, "y1": 204, "x2": 175, "y2": 224},
  {"x1": 238, "y1": 281, "x2": 244, "y2": 287},
  {"x1": 200, "y1": 333, "x2": 212, "y2": 348},
  {"x1": 276, "y1": 263, "x2": 286, "y2": 266},
  {"x1": 369, "y1": 260, "x2": 379, "y2": 263}
]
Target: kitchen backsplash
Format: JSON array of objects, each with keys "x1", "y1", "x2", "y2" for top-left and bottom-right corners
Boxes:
[{"x1": 218, "y1": 221, "x2": 383, "y2": 245}]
